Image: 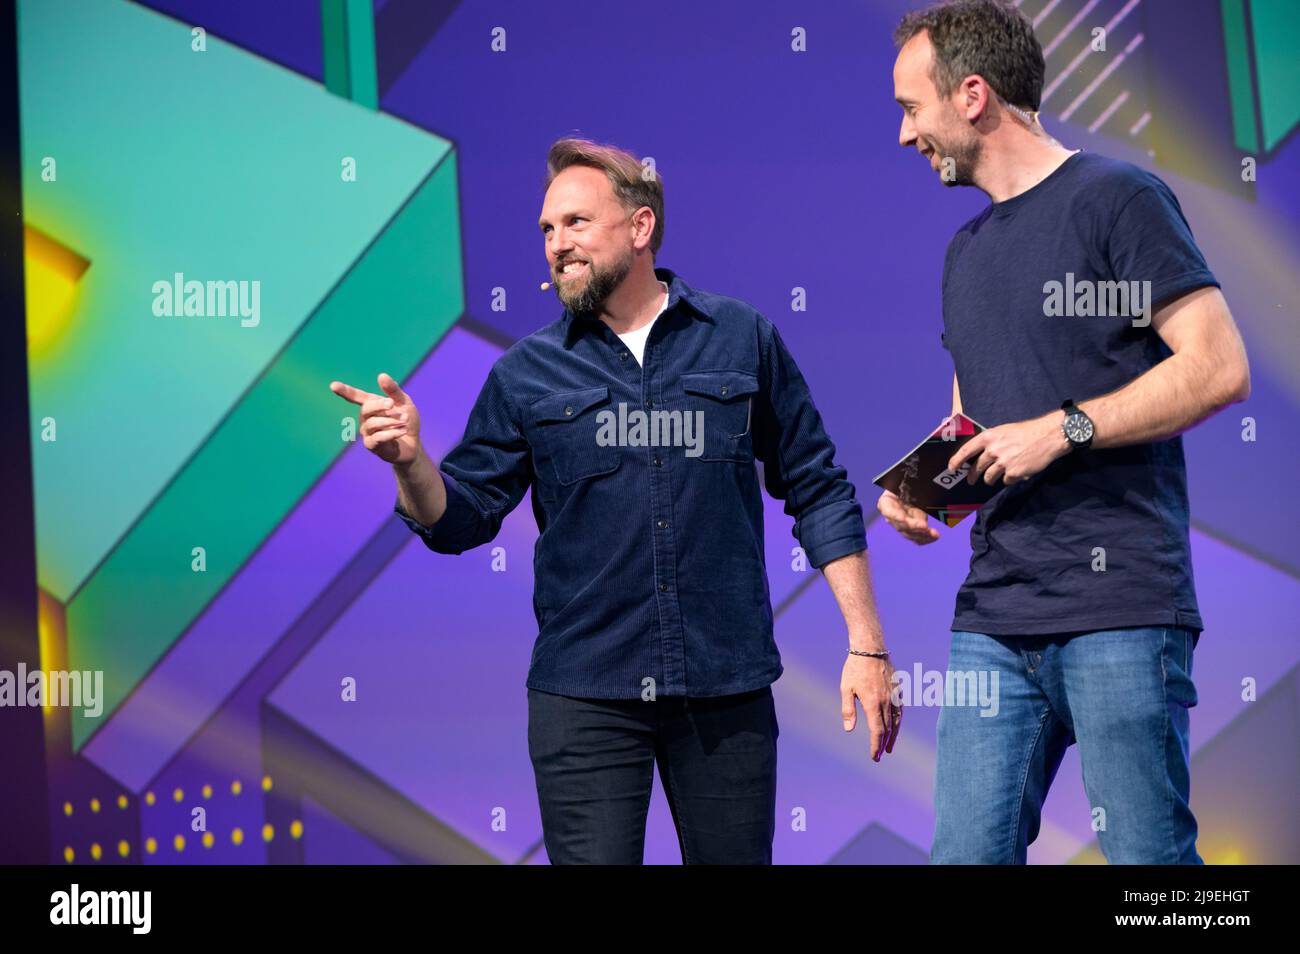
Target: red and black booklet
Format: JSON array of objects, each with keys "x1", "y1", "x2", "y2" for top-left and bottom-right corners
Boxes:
[{"x1": 872, "y1": 413, "x2": 998, "y2": 527}]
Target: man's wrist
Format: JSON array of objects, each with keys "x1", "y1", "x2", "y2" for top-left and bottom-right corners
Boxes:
[
  {"x1": 1046, "y1": 410, "x2": 1072, "y2": 459},
  {"x1": 847, "y1": 627, "x2": 888, "y2": 654},
  {"x1": 392, "y1": 443, "x2": 428, "y2": 476}
]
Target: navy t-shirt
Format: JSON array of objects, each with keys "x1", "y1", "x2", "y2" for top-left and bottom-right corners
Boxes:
[{"x1": 940, "y1": 150, "x2": 1219, "y2": 636}]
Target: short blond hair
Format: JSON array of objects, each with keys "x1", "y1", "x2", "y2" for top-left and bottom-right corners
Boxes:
[{"x1": 545, "y1": 137, "x2": 665, "y2": 257}]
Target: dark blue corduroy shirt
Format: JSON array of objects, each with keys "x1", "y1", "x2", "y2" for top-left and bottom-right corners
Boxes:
[{"x1": 395, "y1": 267, "x2": 866, "y2": 698}]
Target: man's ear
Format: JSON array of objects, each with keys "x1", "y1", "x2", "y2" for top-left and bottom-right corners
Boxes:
[
  {"x1": 631, "y1": 206, "x2": 655, "y2": 252},
  {"x1": 961, "y1": 75, "x2": 990, "y2": 123}
]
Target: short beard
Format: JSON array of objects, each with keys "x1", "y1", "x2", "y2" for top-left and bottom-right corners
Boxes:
[
  {"x1": 941, "y1": 134, "x2": 982, "y2": 187},
  {"x1": 931, "y1": 107, "x2": 982, "y2": 187},
  {"x1": 557, "y1": 247, "x2": 634, "y2": 316}
]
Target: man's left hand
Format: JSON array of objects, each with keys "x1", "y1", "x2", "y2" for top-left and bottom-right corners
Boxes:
[
  {"x1": 948, "y1": 411, "x2": 1071, "y2": 486},
  {"x1": 841, "y1": 652, "x2": 901, "y2": 762}
]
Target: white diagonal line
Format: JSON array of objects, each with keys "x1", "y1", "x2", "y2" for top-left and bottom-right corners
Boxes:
[
  {"x1": 1041, "y1": 0, "x2": 1142, "y2": 105},
  {"x1": 1042, "y1": 0, "x2": 1104, "y2": 59},
  {"x1": 1060, "y1": 32, "x2": 1144, "y2": 122},
  {"x1": 1129, "y1": 111, "x2": 1152, "y2": 136},
  {"x1": 1087, "y1": 89, "x2": 1130, "y2": 132},
  {"x1": 1034, "y1": 0, "x2": 1065, "y2": 28}
]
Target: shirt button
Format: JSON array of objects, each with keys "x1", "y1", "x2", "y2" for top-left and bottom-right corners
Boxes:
[
  {"x1": 659, "y1": 582, "x2": 669, "y2": 592},
  {"x1": 652, "y1": 456, "x2": 662, "y2": 467},
  {"x1": 720, "y1": 385, "x2": 729, "y2": 395},
  {"x1": 563, "y1": 406, "x2": 573, "y2": 416},
  {"x1": 646, "y1": 400, "x2": 655, "y2": 409},
  {"x1": 657, "y1": 519, "x2": 668, "y2": 529},
  {"x1": 619, "y1": 352, "x2": 629, "y2": 361}
]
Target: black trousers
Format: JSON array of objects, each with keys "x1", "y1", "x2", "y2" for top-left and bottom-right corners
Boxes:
[{"x1": 526, "y1": 685, "x2": 779, "y2": 864}]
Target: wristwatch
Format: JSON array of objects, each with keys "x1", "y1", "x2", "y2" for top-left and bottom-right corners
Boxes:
[{"x1": 1060, "y1": 399, "x2": 1094, "y2": 451}]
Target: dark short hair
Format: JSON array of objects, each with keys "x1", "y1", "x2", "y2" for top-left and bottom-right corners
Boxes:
[
  {"x1": 545, "y1": 138, "x2": 665, "y2": 257},
  {"x1": 894, "y1": 0, "x2": 1045, "y2": 111}
]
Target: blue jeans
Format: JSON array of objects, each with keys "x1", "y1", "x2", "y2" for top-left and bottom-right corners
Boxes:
[
  {"x1": 527, "y1": 686, "x2": 779, "y2": 864},
  {"x1": 931, "y1": 627, "x2": 1201, "y2": 864}
]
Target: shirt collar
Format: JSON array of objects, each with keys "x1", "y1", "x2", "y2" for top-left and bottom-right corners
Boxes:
[{"x1": 561, "y1": 266, "x2": 713, "y2": 343}]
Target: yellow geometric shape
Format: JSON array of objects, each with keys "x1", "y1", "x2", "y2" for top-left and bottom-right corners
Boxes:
[{"x1": 23, "y1": 225, "x2": 87, "y2": 360}]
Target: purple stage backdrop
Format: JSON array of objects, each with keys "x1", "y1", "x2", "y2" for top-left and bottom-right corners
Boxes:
[{"x1": 7, "y1": 0, "x2": 1299, "y2": 867}]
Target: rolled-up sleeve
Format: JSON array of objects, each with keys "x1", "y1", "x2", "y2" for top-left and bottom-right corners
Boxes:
[
  {"x1": 752, "y1": 316, "x2": 866, "y2": 569},
  {"x1": 393, "y1": 364, "x2": 533, "y2": 554}
]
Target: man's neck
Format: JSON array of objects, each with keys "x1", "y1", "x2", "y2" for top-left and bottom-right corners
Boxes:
[
  {"x1": 599, "y1": 263, "x2": 668, "y2": 335},
  {"x1": 975, "y1": 129, "x2": 1079, "y2": 204}
]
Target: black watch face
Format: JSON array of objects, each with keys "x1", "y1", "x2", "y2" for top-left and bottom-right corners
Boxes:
[{"x1": 1064, "y1": 412, "x2": 1094, "y2": 444}]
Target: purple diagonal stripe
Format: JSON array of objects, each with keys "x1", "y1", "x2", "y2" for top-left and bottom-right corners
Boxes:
[{"x1": 82, "y1": 326, "x2": 502, "y2": 791}]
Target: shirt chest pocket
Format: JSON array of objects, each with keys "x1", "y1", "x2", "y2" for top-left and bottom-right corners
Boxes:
[
  {"x1": 680, "y1": 370, "x2": 759, "y2": 463},
  {"x1": 528, "y1": 386, "x2": 622, "y2": 485}
]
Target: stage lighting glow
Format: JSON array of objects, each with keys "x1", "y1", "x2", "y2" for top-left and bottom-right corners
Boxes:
[{"x1": 23, "y1": 225, "x2": 87, "y2": 360}]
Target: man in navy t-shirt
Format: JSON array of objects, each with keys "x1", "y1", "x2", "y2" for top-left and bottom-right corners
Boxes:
[{"x1": 886, "y1": 0, "x2": 1251, "y2": 864}]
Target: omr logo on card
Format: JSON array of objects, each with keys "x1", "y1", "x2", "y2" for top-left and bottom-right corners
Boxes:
[{"x1": 933, "y1": 463, "x2": 971, "y2": 490}]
